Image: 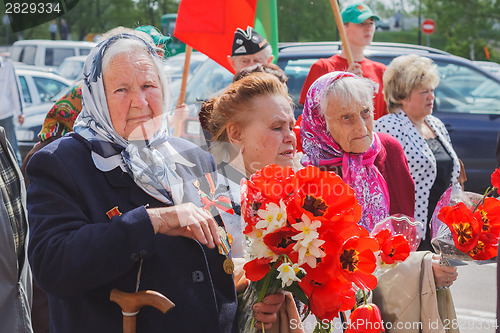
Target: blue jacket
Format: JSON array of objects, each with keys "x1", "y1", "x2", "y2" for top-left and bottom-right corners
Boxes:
[{"x1": 27, "y1": 133, "x2": 237, "y2": 333}]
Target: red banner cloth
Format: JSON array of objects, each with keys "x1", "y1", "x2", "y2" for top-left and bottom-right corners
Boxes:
[{"x1": 174, "y1": 0, "x2": 258, "y2": 74}]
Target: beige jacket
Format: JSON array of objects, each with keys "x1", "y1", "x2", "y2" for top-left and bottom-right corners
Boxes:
[{"x1": 373, "y1": 251, "x2": 459, "y2": 333}]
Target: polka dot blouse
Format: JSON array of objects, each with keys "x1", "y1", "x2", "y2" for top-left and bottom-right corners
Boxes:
[{"x1": 374, "y1": 110, "x2": 461, "y2": 233}]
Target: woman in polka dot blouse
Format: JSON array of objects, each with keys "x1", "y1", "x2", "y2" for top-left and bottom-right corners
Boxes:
[{"x1": 375, "y1": 54, "x2": 461, "y2": 252}]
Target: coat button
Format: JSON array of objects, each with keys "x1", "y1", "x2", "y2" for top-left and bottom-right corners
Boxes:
[
  {"x1": 130, "y1": 253, "x2": 140, "y2": 262},
  {"x1": 192, "y1": 270, "x2": 204, "y2": 283}
]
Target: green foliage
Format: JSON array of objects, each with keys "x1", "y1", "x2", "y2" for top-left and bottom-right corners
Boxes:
[
  {"x1": 422, "y1": 0, "x2": 500, "y2": 61},
  {"x1": 278, "y1": 0, "x2": 336, "y2": 42},
  {"x1": 373, "y1": 29, "x2": 448, "y2": 50},
  {"x1": 0, "y1": 0, "x2": 178, "y2": 45}
]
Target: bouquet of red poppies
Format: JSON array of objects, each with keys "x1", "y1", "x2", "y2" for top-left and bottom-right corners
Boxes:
[
  {"x1": 431, "y1": 168, "x2": 500, "y2": 264},
  {"x1": 239, "y1": 165, "x2": 413, "y2": 333}
]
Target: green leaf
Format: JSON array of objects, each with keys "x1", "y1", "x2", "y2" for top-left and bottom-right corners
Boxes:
[{"x1": 285, "y1": 281, "x2": 309, "y2": 306}]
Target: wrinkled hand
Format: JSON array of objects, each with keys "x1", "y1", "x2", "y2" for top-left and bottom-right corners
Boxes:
[
  {"x1": 347, "y1": 62, "x2": 363, "y2": 77},
  {"x1": 432, "y1": 255, "x2": 458, "y2": 288},
  {"x1": 148, "y1": 203, "x2": 221, "y2": 248},
  {"x1": 252, "y1": 291, "x2": 285, "y2": 330}
]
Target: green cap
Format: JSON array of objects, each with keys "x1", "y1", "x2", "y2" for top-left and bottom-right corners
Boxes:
[
  {"x1": 134, "y1": 25, "x2": 172, "y2": 48},
  {"x1": 341, "y1": 3, "x2": 380, "y2": 24}
]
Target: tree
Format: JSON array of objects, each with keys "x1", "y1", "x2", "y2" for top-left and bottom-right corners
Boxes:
[
  {"x1": 278, "y1": 0, "x2": 336, "y2": 42},
  {"x1": 422, "y1": 0, "x2": 500, "y2": 60},
  {"x1": 0, "y1": 0, "x2": 179, "y2": 44}
]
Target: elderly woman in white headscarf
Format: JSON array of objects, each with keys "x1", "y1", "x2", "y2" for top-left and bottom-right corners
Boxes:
[{"x1": 26, "y1": 34, "x2": 282, "y2": 333}]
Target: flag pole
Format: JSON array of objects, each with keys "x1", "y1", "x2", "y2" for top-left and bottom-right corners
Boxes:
[
  {"x1": 174, "y1": 45, "x2": 193, "y2": 137},
  {"x1": 329, "y1": 0, "x2": 353, "y2": 66}
]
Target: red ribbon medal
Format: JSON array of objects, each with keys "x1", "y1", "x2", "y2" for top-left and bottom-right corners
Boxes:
[{"x1": 193, "y1": 173, "x2": 235, "y2": 274}]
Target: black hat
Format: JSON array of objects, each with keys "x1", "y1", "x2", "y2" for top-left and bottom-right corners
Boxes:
[{"x1": 231, "y1": 26, "x2": 270, "y2": 56}]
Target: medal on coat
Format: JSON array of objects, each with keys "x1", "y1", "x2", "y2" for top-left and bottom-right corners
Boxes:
[{"x1": 193, "y1": 174, "x2": 234, "y2": 274}]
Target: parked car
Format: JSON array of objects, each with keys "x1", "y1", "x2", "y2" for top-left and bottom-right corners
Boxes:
[
  {"x1": 57, "y1": 55, "x2": 87, "y2": 83},
  {"x1": 15, "y1": 87, "x2": 70, "y2": 159},
  {"x1": 10, "y1": 40, "x2": 95, "y2": 69},
  {"x1": 15, "y1": 65, "x2": 72, "y2": 108},
  {"x1": 165, "y1": 51, "x2": 208, "y2": 83},
  {"x1": 375, "y1": 19, "x2": 391, "y2": 31},
  {"x1": 176, "y1": 42, "x2": 500, "y2": 194},
  {"x1": 473, "y1": 60, "x2": 500, "y2": 77}
]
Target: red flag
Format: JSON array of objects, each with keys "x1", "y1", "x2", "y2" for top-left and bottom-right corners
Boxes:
[{"x1": 174, "y1": 0, "x2": 258, "y2": 74}]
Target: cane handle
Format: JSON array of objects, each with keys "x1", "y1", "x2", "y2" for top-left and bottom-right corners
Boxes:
[{"x1": 110, "y1": 288, "x2": 175, "y2": 314}]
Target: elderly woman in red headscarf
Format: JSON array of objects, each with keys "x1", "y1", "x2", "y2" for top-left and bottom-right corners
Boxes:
[
  {"x1": 299, "y1": 71, "x2": 459, "y2": 330},
  {"x1": 300, "y1": 71, "x2": 415, "y2": 229}
]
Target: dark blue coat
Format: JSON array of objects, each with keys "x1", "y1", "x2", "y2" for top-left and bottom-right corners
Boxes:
[{"x1": 26, "y1": 133, "x2": 238, "y2": 333}]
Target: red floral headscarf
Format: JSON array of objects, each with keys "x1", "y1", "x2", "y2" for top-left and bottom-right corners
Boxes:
[{"x1": 300, "y1": 71, "x2": 390, "y2": 232}]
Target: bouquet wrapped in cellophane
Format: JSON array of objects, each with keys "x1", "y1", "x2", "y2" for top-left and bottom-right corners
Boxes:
[
  {"x1": 370, "y1": 214, "x2": 423, "y2": 277},
  {"x1": 239, "y1": 165, "x2": 417, "y2": 333},
  {"x1": 430, "y1": 168, "x2": 500, "y2": 266}
]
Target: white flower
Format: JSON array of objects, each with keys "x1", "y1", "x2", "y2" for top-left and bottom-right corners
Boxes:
[
  {"x1": 277, "y1": 263, "x2": 305, "y2": 288},
  {"x1": 294, "y1": 238, "x2": 326, "y2": 268},
  {"x1": 291, "y1": 214, "x2": 321, "y2": 247},
  {"x1": 256, "y1": 200, "x2": 287, "y2": 234},
  {"x1": 246, "y1": 229, "x2": 273, "y2": 259}
]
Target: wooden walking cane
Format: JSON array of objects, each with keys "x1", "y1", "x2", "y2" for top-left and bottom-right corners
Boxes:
[
  {"x1": 329, "y1": 0, "x2": 354, "y2": 66},
  {"x1": 110, "y1": 288, "x2": 175, "y2": 333},
  {"x1": 173, "y1": 45, "x2": 193, "y2": 138}
]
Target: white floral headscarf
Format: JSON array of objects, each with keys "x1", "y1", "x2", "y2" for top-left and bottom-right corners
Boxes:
[{"x1": 74, "y1": 33, "x2": 192, "y2": 204}]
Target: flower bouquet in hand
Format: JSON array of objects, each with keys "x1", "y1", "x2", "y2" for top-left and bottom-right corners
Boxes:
[
  {"x1": 239, "y1": 165, "x2": 414, "y2": 333},
  {"x1": 431, "y1": 168, "x2": 500, "y2": 265},
  {"x1": 370, "y1": 214, "x2": 422, "y2": 275}
]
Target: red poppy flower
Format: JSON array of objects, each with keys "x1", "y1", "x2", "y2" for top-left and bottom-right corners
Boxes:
[
  {"x1": 243, "y1": 258, "x2": 272, "y2": 281},
  {"x1": 299, "y1": 240, "x2": 341, "y2": 283},
  {"x1": 474, "y1": 197, "x2": 500, "y2": 236},
  {"x1": 438, "y1": 203, "x2": 480, "y2": 252},
  {"x1": 468, "y1": 232, "x2": 498, "y2": 260},
  {"x1": 241, "y1": 179, "x2": 275, "y2": 234},
  {"x1": 292, "y1": 166, "x2": 362, "y2": 222},
  {"x1": 491, "y1": 168, "x2": 500, "y2": 193},
  {"x1": 347, "y1": 303, "x2": 385, "y2": 333},
  {"x1": 249, "y1": 164, "x2": 295, "y2": 201},
  {"x1": 337, "y1": 236, "x2": 379, "y2": 291},
  {"x1": 326, "y1": 220, "x2": 368, "y2": 245},
  {"x1": 263, "y1": 226, "x2": 299, "y2": 256},
  {"x1": 300, "y1": 274, "x2": 355, "y2": 321},
  {"x1": 374, "y1": 229, "x2": 411, "y2": 265}
]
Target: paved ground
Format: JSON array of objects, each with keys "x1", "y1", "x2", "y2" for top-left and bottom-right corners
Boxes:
[
  {"x1": 299, "y1": 261, "x2": 498, "y2": 332},
  {"x1": 450, "y1": 262, "x2": 497, "y2": 333}
]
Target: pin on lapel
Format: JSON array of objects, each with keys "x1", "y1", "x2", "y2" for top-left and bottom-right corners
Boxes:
[{"x1": 106, "y1": 206, "x2": 122, "y2": 219}]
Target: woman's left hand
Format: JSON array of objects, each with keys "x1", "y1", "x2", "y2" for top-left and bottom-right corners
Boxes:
[
  {"x1": 148, "y1": 203, "x2": 221, "y2": 249},
  {"x1": 432, "y1": 255, "x2": 458, "y2": 288},
  {"x1": 252, "y1": 291, "x2": 285, "y2": 330}
]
